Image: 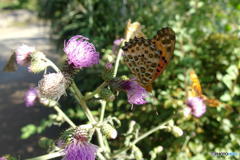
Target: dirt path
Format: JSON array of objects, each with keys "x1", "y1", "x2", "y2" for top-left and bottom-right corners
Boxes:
[{"x1": 0, "y1": 10, "x2": 62, "y2": 159}]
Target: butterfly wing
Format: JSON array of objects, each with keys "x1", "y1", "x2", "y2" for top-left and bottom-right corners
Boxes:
[
  {"x1": 188, "y1": 69, "x2": 222, "y2": 107},
  {"x1": 189, "y1": 69, "x2": 203, "y2": 97},
  {"x1": 122, "y1": 37, "x2": 161, "y2": 91},
  {"x1": 151, "y1": 27, "x2": 176, "y2": 80},
  {"x1": 3, "y1": 52, "x2": 17, "y2": 72}
]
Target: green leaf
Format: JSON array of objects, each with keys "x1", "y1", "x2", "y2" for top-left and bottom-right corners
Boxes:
[
  {"x1": 222, "y1": 75, "x2": 233, "y2": 89},
  {"x1": 226, "y1": 65, "x2": 238, "y2": 79},
  {"x1": 21, "y1": 124, "x2": 37, "y2": 139},
  {"x1": 220, "y1": 92, "x2": 231, "y2": 102},
  {"x1": 233, "y1": 86, "x2": 240, "y2": 95}
]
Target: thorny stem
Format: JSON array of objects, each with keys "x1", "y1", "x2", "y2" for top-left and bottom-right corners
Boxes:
[
  {"x1": 70, "y1": 81, "x2": 107, "y2": 158},
  {"x1": 46, "y1": 58, "x2": 61, "y2": 72},
  {"x1": 96, "y1": 128, "x2": 108, "y2": 158},
  {"x1": 100, "y1": 100, "x2": 107, "y2": 122},
  {"x1": 26, "y1": 151, "x2": 64, "y2": 160},
  {"x1": 84, "y1": 81, "x2": 108, "y2": 100},
  {"x1": 70, "y1": 82, "x2": 96, "y2": 123},
  {"x1": 111, "y1": 119, "x2": 172, "y2": 158},
  {"x1": 28, "y1": 54, "x2": 111, "y2": 160},
  {"x1": 53, "y1": 105, "x2": 76, "y2": 128}
]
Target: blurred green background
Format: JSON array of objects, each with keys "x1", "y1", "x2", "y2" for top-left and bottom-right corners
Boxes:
[{"x1": 1, "y1": 0, "x2": 240, "y2": 159}]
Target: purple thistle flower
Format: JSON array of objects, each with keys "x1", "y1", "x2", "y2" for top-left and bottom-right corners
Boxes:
[
  {"x1": 186, "y1": 97, "x2": 206, "y2": 118},
  {"x1": 105, "y1": 63, "x2": 113, "y2": 70},
  {"x1": 120, "y1": 79, "x2": 148, "y2": 105},
  {"x1": 112, "y1": 38, "x2": 124, "y2": 53},
  {"x1": 0, "y1": 157, "x2": 7, "y2": 160},
  {"x1": 63, "y1": 139, "x2": 98, "y2": 160},
  {"x1": 15, "y1": 44, "x2": 35, "y2": 66},
  {"x1": 63, "y1": 127, "x2": 98, "y2": 160},
  {"x1": 64, "y1": 35, "x2": 99, "y2": 69},
  {"x1": 113, "y1": 38, "x2": 124, "y2": 46},
  {"x1": 24, "y1": 88, "x2": 38, "y2": 107}
]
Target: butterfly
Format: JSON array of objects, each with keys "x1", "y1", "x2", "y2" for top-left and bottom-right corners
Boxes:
[
  {"x1": 187, "y1": 69, "x2": 222, "y2": 107},
  {"x1": 3, "y1": 52, "x2": 17, "y2": 72},
  {"x1": 122, "y1": 27, "x2": 176, "y2": 92}
]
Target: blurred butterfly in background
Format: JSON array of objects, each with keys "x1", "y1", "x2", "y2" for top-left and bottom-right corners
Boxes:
[
  {"x1": 186, "y1": 69, "x2": 222, "y2": 107},
  {"x1": 3, "y1": 52, "x2": 17, "y2": 72},
  {"x1": 122, "y1": 27, "x2": 176, "y2": 92}
]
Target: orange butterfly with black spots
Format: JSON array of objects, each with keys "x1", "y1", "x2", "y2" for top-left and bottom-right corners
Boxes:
[
  {"x1": 122, "y1": 27, "x2": 176, "y2": 92},
  {"x1": 187, "y1": 69, "x2": 222, "y2": 107}
]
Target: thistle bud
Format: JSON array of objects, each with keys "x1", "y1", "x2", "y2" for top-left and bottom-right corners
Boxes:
[
  {"x1": 38, "y1": 137, "x2": 54, "y2": 149},
  {"x1": 101, "y1": 123, "x2": 117, "y2": 139},
  {"x1": 100, "y1": 89, "x2": 115, "y2": 101},
  {"x1": 15, "y1": 44, "x2": 35, "y2": 66},
  {"x1": 28, "y1": 52, "x2": 48, "y2": 73},
  {"x1": 172, "y1": 126, "x2": 183, "y2": 137},
  {"x1": 38, "y1": 72, "x2": 67, "y2": 100},
  {"x1": 101, "y1": 63, "x2": 114, "y2": 81},
  {"x1": 132, "y1": 145, "x2": 143, "y2": 160},
  {"x1": 39, "y1": 97, "x2": 58, "y2": 107}
]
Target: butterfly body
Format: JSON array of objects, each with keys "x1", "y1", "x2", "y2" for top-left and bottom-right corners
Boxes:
[{"x1": 122, "y1": 27, "x2": 176, "y2": 92}]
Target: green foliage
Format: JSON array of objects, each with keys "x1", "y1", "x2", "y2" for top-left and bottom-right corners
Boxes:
[
  {"x1": 0, "y1": 0, "x2": 38, "y2": 10},
  {"x1": 37, "y1": 0, "x2": 240, "y2": 159},
  {"x1": 21, "y1": 113, "x2": 62, "y2": 139}
]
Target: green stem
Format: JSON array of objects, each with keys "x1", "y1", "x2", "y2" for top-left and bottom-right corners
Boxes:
[
  {"x1": 111, "y1": 119, "x2": 172, "y2": 158},
  {"x1": 132, "y1": 125, "x2": 168, "y2": 145},
  {"x1": 70, "y1": 82, "x2": 96, "y2": 123},
  {"x1": 26, "y1": 151, "x2": 64, "y2": 160},
  {"x1": 85, "y1": 82, "x2": 108, "y2": 100},
  {"x1": 113, "y1": 49, "x2": 123, "y2": 77},
  {"x1": 96, "y1": 128, "x2": 106, "y2": 152},
  {"x1": 46, "y1": 58, "x2": 61, "y2": 72},
  {"x1": 181, "y1": 135, "x2": 190, "y2": 151},
  {"x1": 100, "y1": 100, "x2": 106, "y2": 122},
  {"x1": 53, "y1": 105, "x2": 76, "y2": 128},
  {"x1": 70, "y1": 81, "x2": 107, "y2": 158},
  {"x1": 97, "y1": 152, "x2": 106, "y2": 160}
]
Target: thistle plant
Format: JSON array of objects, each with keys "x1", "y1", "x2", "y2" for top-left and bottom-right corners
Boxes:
[{"x1": 2, "y1": 21, "x2": 184, "y2": 160}]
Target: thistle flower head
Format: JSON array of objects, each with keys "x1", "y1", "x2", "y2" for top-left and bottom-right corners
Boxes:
[
  {"x1": 24, "y1": 87, "x2": 38, "y2": 107},
  {"x1": 38, "y1": 72, "x2": 67, "y2": 100},
  {"x1": 0, "y1": 157, "x2": 7, "y2": 160},
  {"x1": 105, "y1": 63, "x2": 113, "y2": 70},
  {"x1": 113, "y1": 39, "x2": 124, "y2": 46},
  {"x1": 15, "y1": 44, "x2": 35, "y2": 66},
  {"x1": 118, "y1": 79, "x2": 148, "y2": 105},
  {"x1": 101, "y1": 63, "x2": 114, "y2": 81},
  {"x1": 112, "y1": 38, "x2": 124, "y2": 53},
  {"x1": 28, "y1": 51, "x2": 48, "y2": 73},
  {"x1": 64, "y1": 35, "x2": 99, "y2": 69},
  {"x1": 186, "y1": 97, "x2": 206, "y2": 118},
  {"x1": 62, "y1": 126, "x2": 98, "y2": 160}
]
